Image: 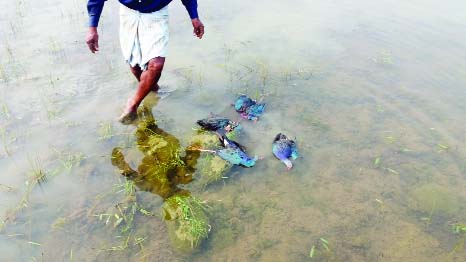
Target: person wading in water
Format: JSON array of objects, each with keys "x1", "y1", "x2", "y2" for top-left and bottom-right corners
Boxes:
[{"x1": 85, "y1": 0, "x2": 204, "y2": 124}]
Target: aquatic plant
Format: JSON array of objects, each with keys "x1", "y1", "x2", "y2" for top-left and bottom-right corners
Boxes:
[
  {"x1": 449, "y1": 223, "x2": 466, "y2": 257},
  {"x1": 52, "y1": 148, "x2": 86, "y2": 174},
  {"x1": 0, "y1": 64, "x2": 8, "y2": 83},
  {"x1": 0, "y1": 101, "x2": 10, "y2": 120},
  {"x1": 0, "y1": 184, "x2": 14, "y2": 192},
  {"x1": 188, "y1": 132, "x2": 221, "y2": 150},
  {"x1": 437, "y1": 143, "x2": 449, "y2": 152},
  {"x1": 0, "y1": 127, "x2": 13, "y2": 156},
  {"x1": 28, "y1": 156, "x2": 48, "y2": 187},
  {"x1": 309, "y1": 237, "x2": 333, "y2": 260},
  {"x1": 0, "y1": 156, "x2": 50, "y2": 232},
  {"x1": 195, "y1": 154, "x2": 232, "y2": 187},
  {"x1": 95, "y1": 180, "x2": 155, "y2": 237},
  {"x1": 372, "y1": 50, "x2": 394, "y2": 65},
  {"x1": 98, "y1": 121, "x2": 114, "y2": 140},
  {"x1": 410, "y1": 183, "x2": 461, "y2": 226},
  {"x1": 37, "y1": 88, "x2": 60, "y2": 121},
  {"x1": 373, "y1": 156, "x2": 381, "y2": 168},
  {"x1": 163, "y1": 195, "x2": 210, "y2": 251},
  {"x1": 114, "y1": 179, "x2": 137, "y2": 197}
]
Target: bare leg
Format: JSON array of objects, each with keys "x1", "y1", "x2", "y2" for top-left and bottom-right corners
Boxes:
[
  {"x1": 130, "y1": 64, "x2": 142, "y2": 81},
  {"x1": 119, "y1": 57, "x2": 165, "y2": 124},
  {"x1": 129, "y1": 64, "x2": 159, "y2": 91}
]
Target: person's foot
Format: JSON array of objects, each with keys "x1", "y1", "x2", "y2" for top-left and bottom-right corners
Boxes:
[
  {"x1": 118, "y1": 98, "x2": 139, "y2": 124},
  {"x1": 118, "y1": 109, "x2": 138, "y2": 124}
]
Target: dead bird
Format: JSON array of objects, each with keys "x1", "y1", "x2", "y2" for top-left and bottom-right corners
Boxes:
[
  {"x1": 196, "y1": 116, "x2": 240, "y2": 133},
  {"x1": 193, "y1": 136, "x2": 258, "y2": 168},
  {"x1": 233, "y1": 95, "x2": 256, "y2": 113},
  {"x1": 272, "y1": 133, "x2": 298, "y2": 170},
  {"x1": 233, "y1": 95, "x2": 266, "y2": 121},
  {"x1": 241, "y1": 103, "x2": 266, "y2": 121}
]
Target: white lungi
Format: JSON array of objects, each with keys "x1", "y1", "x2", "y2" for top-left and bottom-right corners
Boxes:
[{"x1": 119, "y1": 4, "x2": 169, "y2": 70}]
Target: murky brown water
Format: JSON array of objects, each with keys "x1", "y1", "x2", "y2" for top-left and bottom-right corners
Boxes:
[{"x1": 1, "y1": 0, "x2": 466, "y2": 261}]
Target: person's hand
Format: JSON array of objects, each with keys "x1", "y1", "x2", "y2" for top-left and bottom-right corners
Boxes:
[
  {"x1": 86, "y1": 27, "x2": 99, "y2": 53},
  {"x1": 191, "y1": 18, "x2": 204, "y2": 39}
]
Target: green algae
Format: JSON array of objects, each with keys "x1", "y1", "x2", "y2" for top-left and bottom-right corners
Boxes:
[
  {"x1": 195, "y1": 154, "x2": 232, "y2": 187},
  {"x1": 188, "y1": 132, "x2": 221, "y2": 150},
  {"x1": 162, "y1": 195, "x2": 210, "y2": 252},
  {"x1": 188, "y1": 131, "x2": 232, "y2": 187},
  {"x1": 410, "y1": 183, "x2": 461, "y2": 217},
  {"x1": 111, "y1": 106, "x2": 214, "y2": 252},
  {"x1": 112, "y1": 108, "x2": 200, "y2": 199}
]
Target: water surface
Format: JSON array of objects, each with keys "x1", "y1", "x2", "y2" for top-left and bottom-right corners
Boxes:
[{"x1": 1, "y1": 0, "x2": 466, "y2": 261}]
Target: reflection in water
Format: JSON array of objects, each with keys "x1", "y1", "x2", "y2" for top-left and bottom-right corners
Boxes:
[
  {"x1": 111, "y1": 96, "x2": 200, "y2": 199},
  {"x1": 110, "y1": 95, "x2": 210, "y2": 251}
]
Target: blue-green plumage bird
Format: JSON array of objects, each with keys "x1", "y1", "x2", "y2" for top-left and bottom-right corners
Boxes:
[
  {"x1": 233, "y1": 95, "x2": 266, "y2": 121},
  {"x1": 234, "y1": 95, "x2": 255, "y2": 113},
  {"x1": 241, "y1": 103, "x2": 266, "y2": 121},
  {"x1": 197, "y1": 136, "x2": 257, "y2": 168},
  {"x1": 196, "y1": 116, "x2": 240, "y2": 133},
  {"x1": 217, "y1": 136, "x2": 257, "y2": 167},
  {"x1": 272, "y1": 133, "x2": 298, "y2": 170}
]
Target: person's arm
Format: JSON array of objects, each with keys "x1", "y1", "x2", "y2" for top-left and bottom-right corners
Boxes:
[
  {"x1": 181, "y1": 0, "x2": 198, "y2": 20},
  {"x1": 181, "y1": 0, "x2": 205, "y2": 39},
  {"x1": 87, "y1": 0, "x2": 106, "y2": 27},
  {"x1": 86, "y1": 0, "x2": 106, "y2": 53}
]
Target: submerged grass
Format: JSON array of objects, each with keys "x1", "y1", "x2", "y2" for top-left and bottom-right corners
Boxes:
[
  {"x1": 0, "y1": 101, "x2": 11, "y2": 120},
  {"x1": 98, "y1": 121, "x2": 114, "y2": 140},
  {"x1": 449, "y1": 223, "x2": 466, "y2": 258},
  {"x1": 0, "y1": 155, "x2": 49, "y2": 232},
  {"x1": 0, "y1": 147, "x2": 89, "y2": 232},
  {"x1": 309, "y1": 237, "x2": 333, "y2": 260},
  {"x1": 28, "y1": 156, "x2": 48, "y2": 188},
  {"x1": 0, "y1": 127, "x2": 14, "y2": 156},
  {"x1": 0, "y1": 64, "x2": 8, "y2": 83},
  {"x1": 91, "y1": 178, "x2": 157, "y2": 256},
  {"x1": 52, "y1": 148, "x2": 86, "y2": 174},
  {"x1": 163, "y1": 195, "x2": 211, "y2": 249}
]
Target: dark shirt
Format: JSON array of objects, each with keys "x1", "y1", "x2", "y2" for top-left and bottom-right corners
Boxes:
[{"x1": 87, "y1": 0, "x2": 198, "y2": 27}]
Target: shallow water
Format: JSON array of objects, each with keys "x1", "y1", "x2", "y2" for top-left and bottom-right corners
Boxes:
[{"x1": 1, "y1": 0, "x2": 466, "y2": 261}]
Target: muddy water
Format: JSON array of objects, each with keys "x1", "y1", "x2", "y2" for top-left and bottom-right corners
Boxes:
[{"x1": 1, "y1": 0, "x2": 466, "y2": 261}]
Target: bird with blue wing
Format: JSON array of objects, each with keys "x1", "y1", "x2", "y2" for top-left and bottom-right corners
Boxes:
[
  {"x1": 241, "y1": 103, "x2": 266, "y2": 121},
  {"x1": 233, "y1": 95, "x2": 266, "y2": 121},
  {"x1": 233, "y1": 95, "x2": 255, "y2": 113},
  {"x1": 190, "y1": 135, "x2": 257, "y2": 168},
  {"x1": 196, "y1": 116, "x2": 240, "y2": 133},
  {"x1": 217, "y1": 136, "x2": 257, "y2": 167},
  {"x1": 272, "y1": 133, "x2": 298, "y2": 170}
]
